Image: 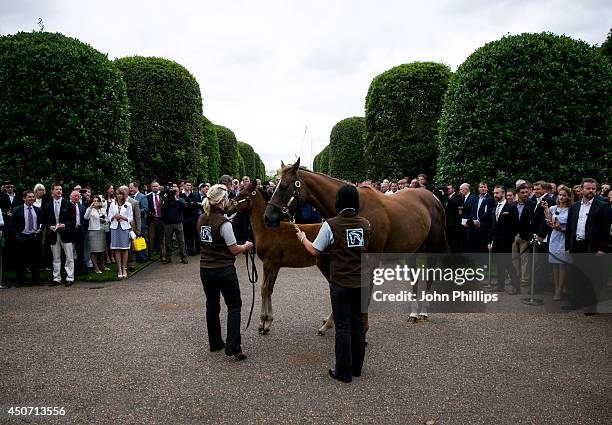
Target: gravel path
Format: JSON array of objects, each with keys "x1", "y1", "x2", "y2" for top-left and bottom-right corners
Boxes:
[{"x1": 1, "y1": 257, "x2": 610, "y2": 424}]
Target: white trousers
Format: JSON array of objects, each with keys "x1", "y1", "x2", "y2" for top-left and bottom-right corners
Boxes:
[{"x1": 51, "y1": 238, "x2": 74, "y2": 282}]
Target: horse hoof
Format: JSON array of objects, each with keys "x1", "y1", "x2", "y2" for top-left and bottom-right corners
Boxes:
[
  {"x1": 262, "y1": 328, "x2": 270, "y2": 335},
  {"x1": 408, "y1": 317, "x2": 417, "y2": 324},
  {"x1": 258, "y1": 327, "x2": 265, "y2": 334},
  {"x1": 419, "y1": 315, "x2": 429, "y2": 322},
  {"x1": 317, "y1": 330, "x2": 325, "y2": 336}
]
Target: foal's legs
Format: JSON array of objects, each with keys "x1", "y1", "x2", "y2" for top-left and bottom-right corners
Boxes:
[{"x1": 259, "y1": 263, "x2": 279, "y2": 335}]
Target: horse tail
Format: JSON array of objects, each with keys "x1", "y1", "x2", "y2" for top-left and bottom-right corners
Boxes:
[{"x1": 425, "y1": 192, "x2": 450, "y2": 254}]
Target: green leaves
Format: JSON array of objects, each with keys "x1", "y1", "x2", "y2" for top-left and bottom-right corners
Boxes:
[
  {"x1": 0, "y1": 31, "x2": 130, "y2": 190},
  {"x1": 329, "y1": 117, "x2": 366, "y2": 182},
  {"x1": 436, "y1": 32, "x2": 612, "y2": 187},
  {"x1": 215, "y1": 125, "x2": 241, "y2": 178}
]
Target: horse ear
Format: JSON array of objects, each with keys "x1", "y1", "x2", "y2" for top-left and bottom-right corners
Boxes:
[
  {"x1": 292, "y1": 157, "x2": 301, "y2": 171},
  {"x1": 281, "y1": 160, "x2": 286, "y2": 168}
]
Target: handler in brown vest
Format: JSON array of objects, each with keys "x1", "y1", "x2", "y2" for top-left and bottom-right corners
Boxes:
[
  {"x1": 297, "y1": 185, "x2": 371, "y2": 383},
  {"x1": 198, "y1": 184, "x2": 253, "y2": 360}
]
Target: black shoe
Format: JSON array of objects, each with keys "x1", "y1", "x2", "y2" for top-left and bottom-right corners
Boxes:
[
  {"x1": 49, "y1": 281, "x2": 61, "y2": 287},
  {"x1": 210, "y1": 343, "x2": 225, "y2": 352},
  {"x1": 15, "y1": 282, "x2": 23, "y2": 288},
  {"x1": 127, "y1": 267, "x2": 136, "y2": 273},
  {"x1": 162, "y1": 259, "x2": 171, "y2": 264},
  {"x1": 488, "y1": 287, "x2": 505, "y2": 292},
  {"x1": 181, "y1": 258, "x2": 188, "y2": 264},
  {"x1": 65, "y1": 281, "x2": 74, "y2": 287},
  {"x1": 226, "y1": 351, "x2": 247, "y2": 361},
  {"x1": 329, "y1": 368, "x2": 352, "y2": 383},
  {"x1": 561, "y1": 304, "x2": 580, "y2": 311},
  {"x1": 351, "y1": 370, "x2": 362, "y2": 377}
]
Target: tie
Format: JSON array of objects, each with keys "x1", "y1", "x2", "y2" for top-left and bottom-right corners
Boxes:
[
  {"x1": 155, "y1": 194, "x2": 161, "y2": 216},
  {"x1": 27, "y1": 206, "x2": 33, "y2": 231},
  {"x1": 496, "y1": 204, "x2": 502, "y2": 221},
  {"x1": 54, "y1": 200, "x2": 60, "y2": 218}
]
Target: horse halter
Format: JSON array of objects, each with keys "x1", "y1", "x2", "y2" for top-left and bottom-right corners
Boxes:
[
  {"x1": 267, "y1": 180, "x2": 301, "y2": 216},
  {"x1": 232, "y1": 190, "x2": 258, "y2": 208}
]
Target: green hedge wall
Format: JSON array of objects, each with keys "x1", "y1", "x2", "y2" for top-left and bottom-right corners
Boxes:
[
  {"x1": 238, "y1": 141, "x2": 258, "y2": 179},
  {"x1": 317, "y1": 145, "x2": 330, "y2": 175},
  {"x1": 329, "y1": 117, "x2": 366, "y2": 182},
  {"x1": 254, "y1": 153, "x2": 265, "y2": 180},
  {"x1": 0, "y1": 31, "x2": 131, "y2": 190},
  {"x1": 201, "y1": 115, "x2": 220, "y2": 183},
  {"x1": 114, "y1": 56, "x2": 203, "y2": 185},
  {"x1": 215, "y1": 125, "x2": 241, "y2": 177},
  {"x1": 436, "y1": 32, "x2": 612, "y2": 186},
  {"x1": 364, "y1": 61, "x2": 451, "y2": 181}
]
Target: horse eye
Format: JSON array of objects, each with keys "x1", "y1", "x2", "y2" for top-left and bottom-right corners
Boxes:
[{"x1": 279, "y1": 183, "x2": 288, "y2": 190}]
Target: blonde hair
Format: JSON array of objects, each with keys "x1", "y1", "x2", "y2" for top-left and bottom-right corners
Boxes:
[
  {"x1": 203, "y1": 184, "x2": 228, "y2": 215},
  {"x1": 556, "y1": 184, "x2": 574, "y2": 206}
]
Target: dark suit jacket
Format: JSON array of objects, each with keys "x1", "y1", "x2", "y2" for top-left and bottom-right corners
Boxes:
[
  {"x1": 69, "y1": 201, "x2": 88, "y2": 236},
  {"x1": 462, "y1": 193, "x2": 477, "y2": 225},
  {"x1": 473, "y1": 194, "x2": 495, "y2": 230},
  {"x1": 42, "y1": 198, "x2": 75, "y2": 244},
  {"x1": 445, "y1": 192, "x2": 463, "y2": 228},
  {"x1": 488, "y1": 202, "x2": 519, "y2": 252},
  {"x1": 0, "y1": 192, "x2": 22, "y2": 213},
  {"x1": 146, "y1": 192, "x2": 163, "y2": 219},
  {"x1": 565, "y1": 198, "x2": 610, "y2": 253},
  {"x1": 9, "y1": 204, "x2": 42, "y2": 239},
  {"x1": 516, "y1": 199, "x2": 535, "y2": 240},
  {"x1": 180, "y1": 192, "x2": 200, "y2": 220},
  {"x1": 530, "y1": 194, "x2": 554, "y2": 239}
]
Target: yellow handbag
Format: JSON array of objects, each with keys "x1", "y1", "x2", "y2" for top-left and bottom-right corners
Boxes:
[{"x1": 132, "y1": 236, "x2": 147, "y2": 252}]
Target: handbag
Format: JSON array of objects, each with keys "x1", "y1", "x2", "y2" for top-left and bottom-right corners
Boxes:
[{"x1": 132, "y1": 236, "x2": 147, "y2": 252}]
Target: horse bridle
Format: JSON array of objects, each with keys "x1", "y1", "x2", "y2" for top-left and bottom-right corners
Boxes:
[
  {"x1": 267, "y1": 180, "x2": 302, "y2": 216},
  {"x1": 232, "y1": 190, "x2": 258, "y2": 208}
]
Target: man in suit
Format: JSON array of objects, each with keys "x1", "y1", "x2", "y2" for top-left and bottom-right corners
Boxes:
[
  {"x1": 471, "y1": 182, "x2": 495, "y2": 253},
  {"x1": 564, "y1": 178, "x2": 611, "y2": 312},
  {"x1": 512, "y1": 184, "x2": 535, "y2": 286},
  {"x1": 530, "y1": 181, "x2": 555, "y2": 293},
  {"x1": 42, "y1": 183, "x2": 75, "y2": 286},
  {"x1": 487, "y1": 185, "x2": 520, "y2": 294},
  {"x1": 69, "y1": 190, "x2": 88, "y2": 275},
  {"x1": 180, "y1": 181, "x2": 200, "y2": 256},
  {"x1": 146, "y1": 180, "x2": 166, "y2": 261},
  {"x1": 129, "y1": 181, "x2": 148, "y2": 262},
  {"x1": 445, "y1": 184, "x2": 464, "y2": 253},
  {"x1": 459, "y1": 183, "x2": 476, "y2": 253},
  {"x1": 0, "y1": 181, "x2": 22, "y2": 221},
  {"x1": 9, "y1": 190, "x2": 43, "y2": 287}
]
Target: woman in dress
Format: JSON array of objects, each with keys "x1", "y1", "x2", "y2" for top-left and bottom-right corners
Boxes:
[
  {"x1": 108, "y1": 189, "x2": 133, "y2": 279},
  {"x1": 546, "y1": 185, "x2": 573, "y2": 301},
  {"x1": 84, "y1": 195, "x2": 109, "y2": 274}
]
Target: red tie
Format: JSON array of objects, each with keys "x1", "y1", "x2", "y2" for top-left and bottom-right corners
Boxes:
[{"x1": 155, "y1": 194, "x2": 161, "y2": 216}]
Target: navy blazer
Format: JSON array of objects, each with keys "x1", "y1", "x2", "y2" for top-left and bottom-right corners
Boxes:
[
  {"x1": 473, "y1": 194, "x2": 495, "y2": 229},
  {"x1": 462, "y1": 193, "x2": 477, "y2": 225},
  {"x1": 42, "y1": 198, "x2": 75, "y2": 244},
  {"x1": 488, "y1": 202, "x2": 519, "y2": 252},
  {"x1": 565, "y1": 198, "x2": 610, "y2": 253},
  {"x1": 9, "y1": 204, "x2": 42, "y2": 239}
]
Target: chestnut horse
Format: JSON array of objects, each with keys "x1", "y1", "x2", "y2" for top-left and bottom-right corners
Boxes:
[
  {"x1": 265, "y1": 159, "x2": 449, "y2": 323},
  {"x1": 228, "y1": 186, "x2": 336, "y2": 334}
]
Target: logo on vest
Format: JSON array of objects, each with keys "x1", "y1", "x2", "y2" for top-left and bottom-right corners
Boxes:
[
  {"x1": 200, "y1": 225, "x2": 212, "y2": 243},
  {"x1": 346, "y1": 228, "x2": 364, "y2": 247}
]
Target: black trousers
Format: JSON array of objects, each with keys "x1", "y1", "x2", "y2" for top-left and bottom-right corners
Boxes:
[
  {"x1": 16, "y1": 234, "x2": 42, "y2": 284},
  {"x1": 329, "y1": 282, "x2": 366, "y2": 380},
  {"x1": 183, "y1": 217, "x2": 197, "y2": 255},
  {"x1": 200, "y1": 266, "x2": 242, "y2": 355},
  {"x1": 73, "y1": 227, "x2": 86, "y2": 272},
  {"x1": 568, "y1": 242, "x2": 606, "y2": 311},
  {"x1": 493, "y1": 250, "x2": 519, "y2": 290}
]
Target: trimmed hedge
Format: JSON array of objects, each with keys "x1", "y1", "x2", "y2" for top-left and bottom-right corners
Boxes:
[
  {"x1": 364, "y1": 62, "x2": 451, "y2": 181},
  {"x1": 254, "y1": 153, "x2": 265, "y2": 180},
  {"x1": 601, "y1": 28, "x2": 612, "y2": 63},
  {"x1": 201, "y1": 115, "x2": 220, "y2": 183},
  {"x1": 215, "y1": 125, "x2": 241, "y2": 177},
  {"x1": 114, "y1": 56, "x2": 203, "y2": 185},
  {"x1": 238, "y1": 141, "x2": 257, "y2": 179},
  {"x1": 317, "y1": 145, "x2": 330, "y2": 175},
  {"x1": 329, "y1": 117, "x2": 366, "y2": 182},
  {"x1": 436, "y1": 32, "x2": 612, "y2": 186},
  {"x1": 0, "y1": 31, "x2": 131, "y2": 190}
]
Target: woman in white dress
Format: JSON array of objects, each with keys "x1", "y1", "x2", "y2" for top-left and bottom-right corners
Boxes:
[
  {"x1": 109, "y1": 190, "x2": 133, "y2": 279},
  {"x1": 546, "y1": 185, "x2": 573, "y2": 301}
]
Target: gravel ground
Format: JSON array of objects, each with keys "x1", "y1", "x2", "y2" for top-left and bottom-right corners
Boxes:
[{"x1": 1, "y1": 257, "x2": 611, "y2": 424}]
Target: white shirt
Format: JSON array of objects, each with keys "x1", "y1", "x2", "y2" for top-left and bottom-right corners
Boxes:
[
  {"x1": 84, "y1": 207, "x2": 103, "y2": 231},
  {"x1": 576, "y1": 198, "x2": 593, "y2": 241},
  {"x1": 53, "y1": 198, "x2": 62, "y2": 220},
  {"x1": 495, "y1": 200, "x2": 506, "y2": 221},
  {"x1": 312, "y1": 221, "x2": 333, "y2": 251},
  {"x1": 385, "y1": 190, "x2": 394, "y2": 196},
  {"x1": 71, "y1": 202, "x2": 81, "y2": 227},
  {"x1": 108, "y1": 201, "x2": 133, "y2": 230}
]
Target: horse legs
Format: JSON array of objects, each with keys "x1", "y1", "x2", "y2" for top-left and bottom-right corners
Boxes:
[{"x1": 258, "y1": 263, "x2": 279, "y2": 335}]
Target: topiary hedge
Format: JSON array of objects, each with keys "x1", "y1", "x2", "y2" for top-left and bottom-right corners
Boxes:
[
  {"x1": 200, "y1": 115, "x2": 220, "y2": 183},
  {"x1": 114, "y1": 56, "x2": 203, "y2": 185},
  {"x1": 0, "y1": 31, "x2": 131, "y2": 190},
  {"x1": 436, "y1": 32, "x2": 612, "y2": 186},
  {"x1": 364, "y1": 62, "x2": 451, "y2": 181},
  {"x1": 215, "y1": 125, "x2": 241, "y2": 177},
  {"x1": 238, "y1": 141, "x2": 258, "y2": 179},
  {"x1": 317, "y1": 145, "x2": 330, "y2": 175},
  {"x1": 253, "y1": 153, "x2": 265, "y2": 180},
  {"x1": 329, "y1": 117, "x2": 366, "y2": 182}
]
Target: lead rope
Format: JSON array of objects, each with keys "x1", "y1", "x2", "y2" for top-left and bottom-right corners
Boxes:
[{"x1": 244, "y1": 218, "x2": 258, "y2": 330}]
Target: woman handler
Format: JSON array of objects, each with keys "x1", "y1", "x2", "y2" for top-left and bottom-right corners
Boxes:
[
  {"x1": 198, "y1": 184, "x2": 253, "y2": 360},
  {"x1": 296, "y1": 185, "x2": 371, "y2": 383}
]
